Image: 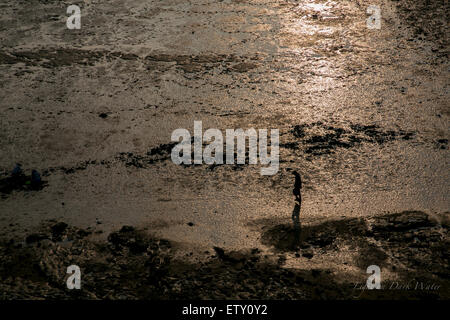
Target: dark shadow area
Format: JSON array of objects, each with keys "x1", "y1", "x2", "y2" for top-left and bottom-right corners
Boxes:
[
  {"x1": 0, "y1": 211, "x2": 448, "y2": 299},
  {"x1": 260, "y1": 211, "x2": 449, "y2": 280}
]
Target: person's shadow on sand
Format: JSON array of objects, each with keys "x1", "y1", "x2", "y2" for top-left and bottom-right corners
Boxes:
[
  {"x1": 292, "y1": 202, "x2": 301, "y2": 246},
  {"x1": 292, "y1": 202, "x2": 301, "y2": 231}
]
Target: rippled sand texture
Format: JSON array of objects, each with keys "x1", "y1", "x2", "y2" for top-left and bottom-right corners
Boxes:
[{"x1": 0, "y1": 0, "x2": 448, "y2": 253}]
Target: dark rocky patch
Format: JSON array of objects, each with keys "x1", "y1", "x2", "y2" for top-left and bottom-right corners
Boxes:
[
  {"x1": 282, "y1": 122, "x2": 415, "y2": 156},
  {"x1": 116, "y1": 141, "x2": 182, "y2": 168},
  {"x1": 147, "y1": 142, "x2": 178, "y2": 158},
  {"x1": 0, "y1": 49, "x2": 137, "y2": 68},
  {"x1": 107, "y1": 226, "x2": 152, "y2": 255},
  {"x1": 0, "y1": 49, "x2": 259, "y2": 76},
  {"x1": 50, "y1": 222, "x2": 68, "y2": 241}
]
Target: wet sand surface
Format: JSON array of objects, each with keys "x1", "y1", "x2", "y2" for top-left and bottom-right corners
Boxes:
[{"x1": 0, "y1": 0, "x2": 448, "y2": 299}]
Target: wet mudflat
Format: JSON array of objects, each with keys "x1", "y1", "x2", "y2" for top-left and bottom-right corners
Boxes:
[{"x1": 0, "y1": 0, "x2": 448, "y2": 299}]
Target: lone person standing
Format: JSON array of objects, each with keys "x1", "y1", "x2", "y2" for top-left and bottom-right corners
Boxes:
[{"x1": 292, "y1": 171, "x2": 302, "y2": 204}]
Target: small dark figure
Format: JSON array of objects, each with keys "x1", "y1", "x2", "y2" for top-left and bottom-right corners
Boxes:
[
  {"x1": 11, "y1": 164, "x2": 22, "y2": 176},
  {"x1": 292, "y1": 171, "x2": 302, "y2": 203},
  {"x1": 9, "y1": 163, "x2": 25, "y2": 190},
  {"x1": 31, "y1": 169, "x2": 41, "y2": 188}
]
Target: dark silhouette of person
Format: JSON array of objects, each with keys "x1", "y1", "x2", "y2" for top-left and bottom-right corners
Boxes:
[
  {"x1": 292, "y1": 171, "x2": 302, "y2": 203},
  {"x1": 11, "y1": 163, "x2": 22, "y2": 177},
  {"x1": 31, "y1": 169, "x2": 41, "y2": 189}
]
